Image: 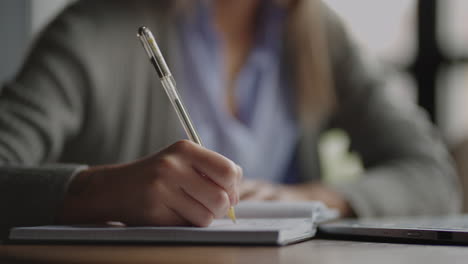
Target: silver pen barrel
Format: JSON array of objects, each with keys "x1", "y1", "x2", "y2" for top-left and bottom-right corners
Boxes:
[
  {"x1": 160, "y1": 76, "x2": 203, "y2": 146},
  {"x1": 137, "y1": 26, "x2": 202, "y2": 146}
]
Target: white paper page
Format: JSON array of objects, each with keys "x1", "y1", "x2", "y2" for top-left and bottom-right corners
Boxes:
[
  {"x1": 234, "y1": 201, "x2": 333, "y2": 219},
  {"x1": 208, "y1": 218, "x2": 312, "y2": 231},
  {"x1": 13, "y1": 218, "x2": 311, "y2": 233}
]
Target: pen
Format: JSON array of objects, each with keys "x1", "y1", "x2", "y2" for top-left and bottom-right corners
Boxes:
[{"x1": 137, "y1": 26, "x2": 237, "y2": 224}]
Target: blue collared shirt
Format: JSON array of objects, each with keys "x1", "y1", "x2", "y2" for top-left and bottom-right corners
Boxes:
[{"x1": 177, "y1": 1, "x2": 299, "y2": 183}]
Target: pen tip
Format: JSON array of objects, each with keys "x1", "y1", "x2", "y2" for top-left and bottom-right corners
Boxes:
[{"x1": 228, "y1": 207, "x2": 237, "y2": 224}]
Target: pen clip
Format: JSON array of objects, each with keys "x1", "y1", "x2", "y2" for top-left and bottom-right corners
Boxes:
[
  {"x1": 137, "y1": 32, "x2": 155, "y2": 60},
  {"x1": 137, "y1": 26, "x2": 172, "y2": 79}
]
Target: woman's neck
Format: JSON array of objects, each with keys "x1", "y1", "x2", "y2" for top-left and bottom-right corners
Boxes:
[
  {"x1": 214, "y1": 1, "x2": 260, "y2": 43},
  {"x1": 213, "y1": 0, "x2": 262, "y2": 117}
]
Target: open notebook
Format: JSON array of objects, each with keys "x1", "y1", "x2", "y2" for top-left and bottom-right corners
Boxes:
[{"x1": 9, "y1": 201, "x2": 338, "y2": 246}]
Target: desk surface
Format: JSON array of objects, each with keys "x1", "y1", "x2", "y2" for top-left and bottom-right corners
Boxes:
[{"x1": 1, "y1": 239, "x2": 468, "y2": 264}]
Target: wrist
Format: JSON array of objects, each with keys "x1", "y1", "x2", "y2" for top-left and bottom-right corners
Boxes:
[{"x1": 57, "y1": 167, "x2": 110, "y2": 224}]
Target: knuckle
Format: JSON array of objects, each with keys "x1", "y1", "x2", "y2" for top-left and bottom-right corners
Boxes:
[
  {"x1": 172, "y1": 140, "x2": 194, "y2": 152},
  {"x1": 150, "y1": 179, "x2": 166, "y2": 195},
  {"x1": 155, "y1": 156, "x2": 178, "y2": 172},
  {"x1": 147, "y1": 168, "x2": 162, "y2": 188},
  {"x1": 150, "y1": 157, "x2": 179, "y2": 184}
]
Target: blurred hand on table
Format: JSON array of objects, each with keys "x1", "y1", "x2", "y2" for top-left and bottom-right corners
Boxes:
[{"x1": 240, "y1": 180, "x2": 354, "y2": 217}]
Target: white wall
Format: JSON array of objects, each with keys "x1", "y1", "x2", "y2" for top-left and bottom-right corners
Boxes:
[
  {"x1": 0, "y1": 0, "x2": 31, "y2": 82},
  {"x1": 0, "y1": 0, "x2": 73, "y2": 83}
]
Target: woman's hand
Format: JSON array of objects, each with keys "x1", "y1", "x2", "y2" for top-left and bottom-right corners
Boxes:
[
  {"x1": 58, "y1": 140, "x2": 242, "y2": 227},
  {"x1": 240, "y1": 181, "x2": 354, "y2": 217}
]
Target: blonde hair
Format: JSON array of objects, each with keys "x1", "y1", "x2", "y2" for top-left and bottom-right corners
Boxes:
[{"x1": 285, "y1": 0, "x2": 335, "y2": 128}]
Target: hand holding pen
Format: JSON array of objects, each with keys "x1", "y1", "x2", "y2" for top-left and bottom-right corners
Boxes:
[
  {"x1": 59, "y1": 140, "x2": 241, "y2": 227},
  {"x1": 137, "y1": 26, "x2": 239, "y2": 224}
]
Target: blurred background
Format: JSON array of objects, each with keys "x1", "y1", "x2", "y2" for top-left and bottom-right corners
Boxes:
[{"x1": 1, "y1": 0, "x2": 468, "y2": 208}]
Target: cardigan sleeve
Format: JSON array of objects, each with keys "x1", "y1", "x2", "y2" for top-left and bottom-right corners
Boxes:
[
  {"x1": 0, "y1": 3, "x2": 93, "y2": 240},
  {"x1": 323, "y1": 6, "x2": 462, "y2": 217}
]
